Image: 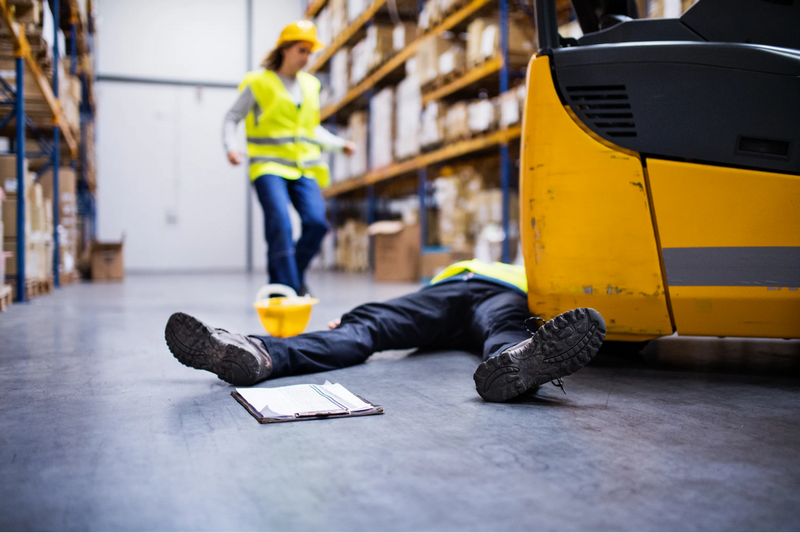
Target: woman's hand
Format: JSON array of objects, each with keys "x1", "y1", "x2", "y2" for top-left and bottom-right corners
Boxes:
[
  {"x1": 328, "y1": 318, "x2": 342, "y2": 330},
  {"x1": 227, "y1": 151, "x2": 245, "y2": 165},
  {"x1": 343, "y1": 141, "x2": 356, "y2": 156}
]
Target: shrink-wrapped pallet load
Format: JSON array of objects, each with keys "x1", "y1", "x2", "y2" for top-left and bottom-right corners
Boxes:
[
  {"x1": 420, "y1": 101, "x2": 445, "y2": 149},
  {"x1": 348, "y1": 111, "x2": 369, "y2": 177},
  {"x1": 330, "y1": 48, "x2": 350, "y2": 101},
  {"x1": 394, "y1": 75, "x2": 421, "y2": 159},
  {"x1": 370, "y1": 87, "x2": 394, "y2": 169}
]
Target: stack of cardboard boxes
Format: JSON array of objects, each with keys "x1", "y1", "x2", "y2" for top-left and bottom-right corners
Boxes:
[
  {"x1": 347, "y1": 111, "x2": 369, "y2": 177},
  {"x1": 429, "y1": 162, "x2": 520, "y2": 266},
  {"x1": 465, "y1": 15, "x2": 535, "y2": 70},
  {"x1": 336, "y1": 219, "x2": 369, "y2": 272},
  {"x1": 1, "y1": 156, "x2": 51, "y2": 287},
  {"x1": 40, "y1": 167, "x2": 79, "y2": 281}
]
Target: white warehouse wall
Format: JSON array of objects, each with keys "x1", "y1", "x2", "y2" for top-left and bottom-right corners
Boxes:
[{"x1": 95, "y1": 0, "x2": 303, "y2": 272}]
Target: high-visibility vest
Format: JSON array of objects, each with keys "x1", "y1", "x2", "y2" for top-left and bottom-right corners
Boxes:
[
  {"x1": 430, "y1": 259, "x2": 528, "y2": 294},
  {"x1": 240, "y1": 70, "x2": 330, "y2": 187}
]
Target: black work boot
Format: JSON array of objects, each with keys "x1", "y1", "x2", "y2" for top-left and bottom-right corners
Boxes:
[
  {"x1": 473, "y1": 308, "x2": 606, "y2": 402},
  {"x1": 165, "y1": 312, "x2": 273, "y2": 386}
]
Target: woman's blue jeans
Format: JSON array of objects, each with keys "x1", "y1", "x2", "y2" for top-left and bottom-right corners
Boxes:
[{"x1": 252, "y1": 174, "x2": 329, "y2": 292}]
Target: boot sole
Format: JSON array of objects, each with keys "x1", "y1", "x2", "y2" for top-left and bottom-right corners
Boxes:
[
  {"x1": 165, "y1": 312, "x2": 261, "y2": 386},
  {"x1": 474, "y1": 308, "x2": 606, "y2": 402}
]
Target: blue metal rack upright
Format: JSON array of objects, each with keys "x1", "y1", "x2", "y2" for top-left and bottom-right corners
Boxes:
[
  {"x1": 76, "y1": 2, "x2": 97, "y2": 259},
  {"x1": 0, "y1": 0, "x2": 79, "y2": 302}
]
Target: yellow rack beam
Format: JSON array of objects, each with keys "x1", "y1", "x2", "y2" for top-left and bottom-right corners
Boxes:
[
  {"x1": 305, "y1": 0, "x2": 327, "y2": 18},
  {"x1": 0, "y1": 0, "x2": 79, "y2": 158},
  {"x1": 422, "y1": 56, "x2": 503, "y2": 106},
  {"x1": 320, "y1": 0, "x2": 494, "y2": 121},
  {"x1": 308, "y1": 0, "x2": 388, "y2": 74},
  {"x1": 323, "y1": 125, "x2": 521, "y2": 198}
]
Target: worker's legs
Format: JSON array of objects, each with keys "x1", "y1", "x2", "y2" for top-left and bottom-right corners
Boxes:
[
  {"x1": 465, "y1": 283, "x2": 533, "y2": 361},
  {"x1": 253, "y1": 280, "x2": 483, "y2": 379},
  {"x1": 252, "y1": 174, "x2": 301, "y2": 291},
  {"x1": 287, "y1": 176, "x2": 329, "y2": 292}
]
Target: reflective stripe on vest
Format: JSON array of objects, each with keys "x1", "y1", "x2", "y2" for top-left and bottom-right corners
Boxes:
[
  {"x1": 249, "y1": 156, "x2": 324, "y2": 168},
  {"x1": 240, "y1": 70, "x2": 330, "y2": 187},
  {"x1": 246, "y1": 135, "x2": 322, "y2": 146},
  {"x1": 430, "y1": 259, "x2": 528, "y2": 294}
]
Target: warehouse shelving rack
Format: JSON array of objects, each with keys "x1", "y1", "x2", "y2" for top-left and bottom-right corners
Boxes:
[
  {"x1": 304, "y1": 0, "x2": 522, "y2": 266},
  {"x1": 0, "y1": 0, "x2": 88, "y2": 303},
  {"x1": 75, "y1": 0, "x2": 96, "y2": 269}
]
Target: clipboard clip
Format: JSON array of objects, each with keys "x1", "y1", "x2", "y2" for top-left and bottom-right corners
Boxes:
[{"x1": 294, "y1": 409, "x2": 350, "y2": 418}]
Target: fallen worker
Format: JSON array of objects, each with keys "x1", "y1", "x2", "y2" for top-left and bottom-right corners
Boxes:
[{"x1": 165, "y1": 260, "x2": 607, "y2": 402}]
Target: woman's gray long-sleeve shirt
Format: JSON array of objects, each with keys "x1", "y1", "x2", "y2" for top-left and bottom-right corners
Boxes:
[{"x1": 222, "y1": 73, "x2": 346, "y2": 154}]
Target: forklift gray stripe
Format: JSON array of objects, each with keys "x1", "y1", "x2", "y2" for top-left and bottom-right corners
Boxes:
[
  {"x1": 662, "y1": 247, "x2": 800, "y2": 287},
  {"x1": 247, "y1": 136, "x2": 320, "y2": 146}
]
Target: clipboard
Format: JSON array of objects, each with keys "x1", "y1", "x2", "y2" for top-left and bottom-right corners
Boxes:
[{"x1": 231, "y1": 387, "x2": 384, "y2": 424}]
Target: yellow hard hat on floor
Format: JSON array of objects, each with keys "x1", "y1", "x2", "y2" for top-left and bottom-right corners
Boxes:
[{"x1": 277, "y1": 20, "x2": 325, "y2": 52}]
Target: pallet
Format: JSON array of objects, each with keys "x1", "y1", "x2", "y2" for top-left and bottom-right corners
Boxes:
[
  {"x1": 7, "y1": 277, "x2": 53, "y2": 299},
  {"x1": 59, "y1": 270, "x2": 80, "y2": 286},
  {"x1": 0, "y1": 285, "x2": 11, "y2": 311}
]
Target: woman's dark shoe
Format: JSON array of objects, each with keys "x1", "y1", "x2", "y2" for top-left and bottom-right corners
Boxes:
[{"x1": 474, "y1": 308, "x2": 606, "y2": 402}]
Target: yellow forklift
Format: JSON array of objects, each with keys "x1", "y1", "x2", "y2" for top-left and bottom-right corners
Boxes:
[{"x1": 520, "y1": 0, "x2": 800, "y2": 341}]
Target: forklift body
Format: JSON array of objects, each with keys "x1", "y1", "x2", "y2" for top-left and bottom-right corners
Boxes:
[{"x1": 520, "y1": 0, "x2": 800, "y2": 340}]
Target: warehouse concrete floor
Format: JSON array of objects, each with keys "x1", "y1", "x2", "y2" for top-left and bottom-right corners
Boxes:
[{"x1": 1, "y1": 271, "x2": 800, "y2": 531}]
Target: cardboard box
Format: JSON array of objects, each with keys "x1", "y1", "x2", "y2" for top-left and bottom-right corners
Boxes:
[
  {"x1": 421, "y1": 100, "x2": 446, "y2": 148},
  {"x1": 336, "y1": 219, "x2": 369, "y2": 272},
  {"x1": 393, "y1": 22, "x2": 417, "y2": 51},
  {"x1": 0, "y1": 155, "x2": 32, "y2": 196},
  {"x1": 366, "y1": 23, "x2": 395, "y2": 71},
  {"x1": 369, "y1": 221, "x2": 420, "y2": 282},
  {"x1": 38, "y1": 167, "x2": 76, "y2": 203},
  {"x1": 444, "y1": 102, "x2": 469, "y2": 142},
  {"x1": 438, "y1": 44, "x2": 466, "y2": 77},
  {"x1": 416, "y1": 34, "x2": 451, "y2": 85},
  {"x1": 91, "y1": 241, "x2": 124, "y2": 281},
  {"x1": 421, "y1": 248, "x2": 473, "y2": 279},
  {"x1": 468, "y1": 16, "x2": 535, "y2": 68},
  {"x1": 497, "y1": 85, "x2": 526, "y2": 128},
  {"x1": 468, "y1": 98, "x2": 497, "y2": 134},
  {"x1": 4, "y1": 234, "x2": 37, "y2": 280}
]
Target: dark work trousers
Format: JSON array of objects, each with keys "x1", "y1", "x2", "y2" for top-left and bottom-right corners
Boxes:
[
  {"x1": 254, "y1": 279, "x2": 533, "y2": 379},
  {"x1": 252, "y1": 174, "x2": 329, "y2": 293}
]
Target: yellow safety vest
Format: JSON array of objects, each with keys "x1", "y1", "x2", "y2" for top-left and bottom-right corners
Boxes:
[
  {"x1": 430, "y1": 259, "x2": 528, "y2": 294},
  {"x1": 240, "y1": 70, "x2": 330, "y2": 187}
]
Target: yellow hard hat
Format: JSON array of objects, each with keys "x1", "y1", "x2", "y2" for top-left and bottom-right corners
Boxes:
[{"x1": 277, "y1": 20, "x2": 325, "y2": 52}]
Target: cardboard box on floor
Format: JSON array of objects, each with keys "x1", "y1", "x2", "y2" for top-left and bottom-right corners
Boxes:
[
  {"x1": 369, "y1": 221, "x2": 420, "y2": 282},
  {"x1": 91, "y1": 240, "x2": 124, "y2": 281},
  {"x1": 421, "y1": 248, "x2": 473, "y2": 279}
]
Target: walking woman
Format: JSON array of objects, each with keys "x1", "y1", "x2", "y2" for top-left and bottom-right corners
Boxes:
[{"x1": 223, "y1": 20, "x2": 354, "y2": 295}]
